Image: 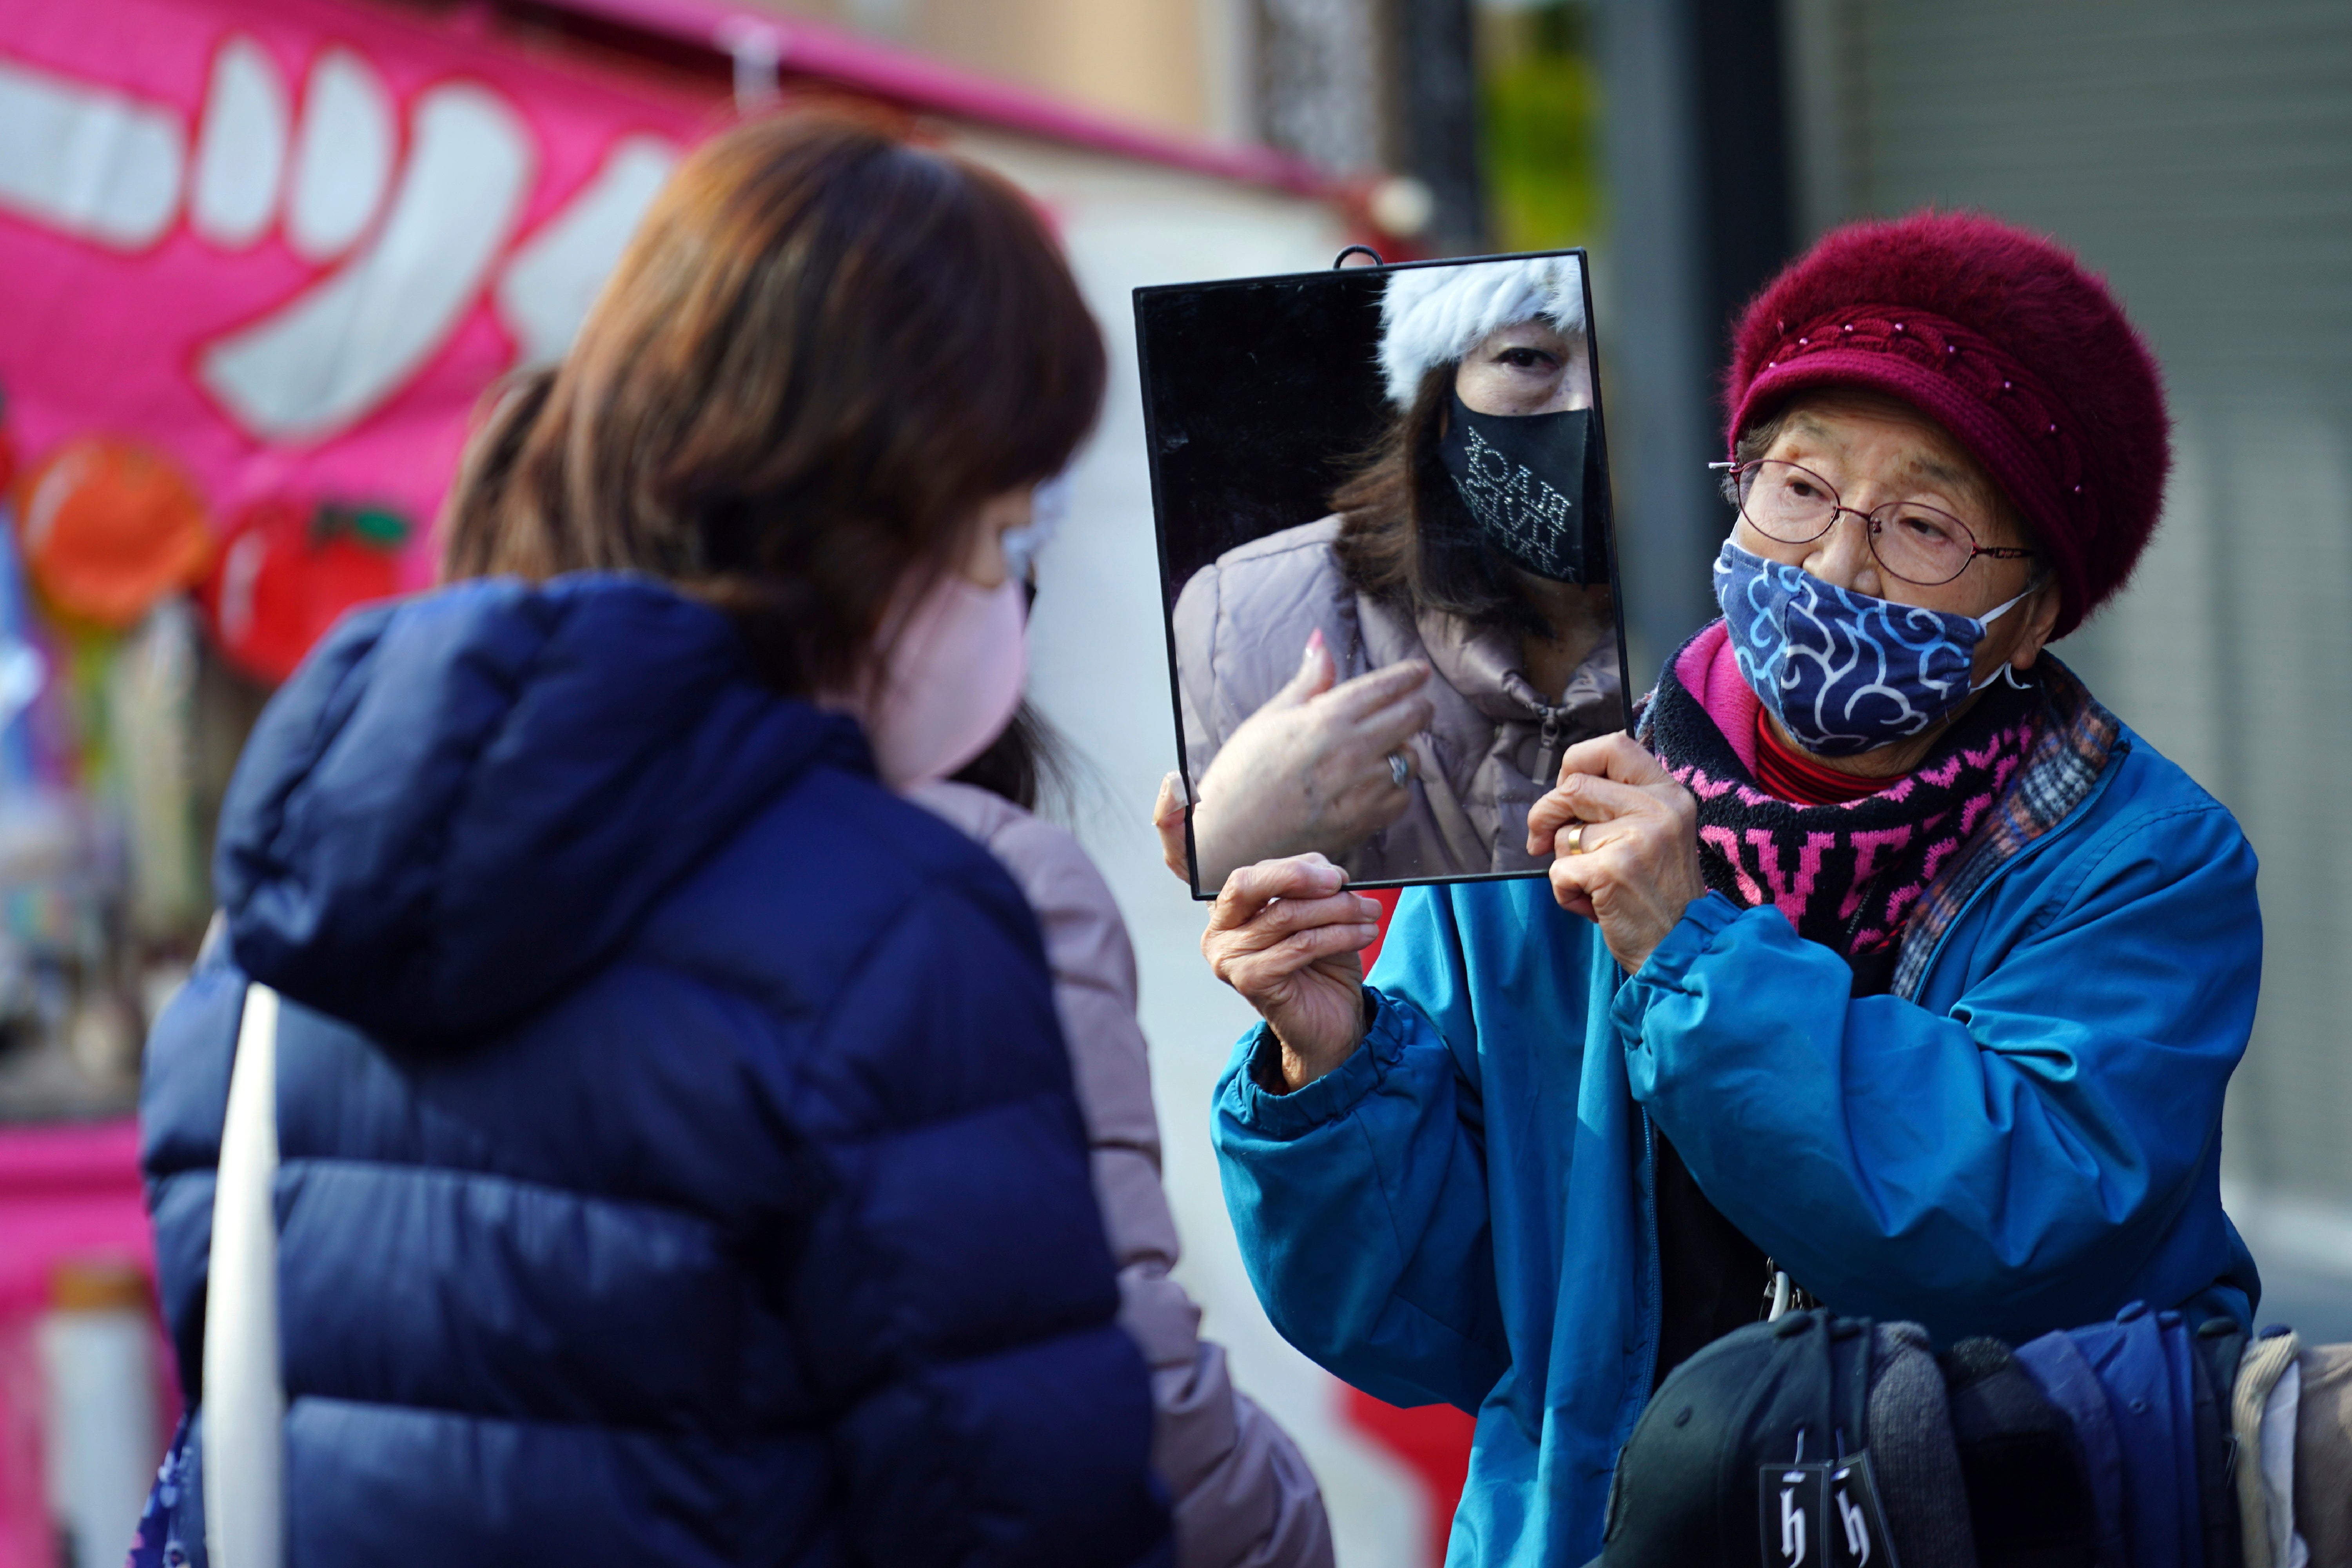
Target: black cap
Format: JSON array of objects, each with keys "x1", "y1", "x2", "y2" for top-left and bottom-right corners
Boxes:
[{"x1": 1598, "y1": 1310, "x2": 1878, "y2": 1566}]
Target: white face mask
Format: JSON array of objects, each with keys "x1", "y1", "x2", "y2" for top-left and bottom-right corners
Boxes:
[{"x1": 840, "y1": 572, "x2": 1028, "y2": 790}]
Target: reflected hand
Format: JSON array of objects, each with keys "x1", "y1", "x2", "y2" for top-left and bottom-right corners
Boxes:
[
  {"x1": 1525, "y1": 733, "x2": 1707, "y2": 973},
  {"x1": 1152, "y1": 770, "x2": 1191, "y2": 879},
  {"x1": 1162, "y1": 631, "x2": 1434, "y2": 887},
  {"x1": 1201, "y1": 854, "x2": 1383, "y2": 1092}
]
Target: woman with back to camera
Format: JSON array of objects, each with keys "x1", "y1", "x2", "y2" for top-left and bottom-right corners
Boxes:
[
  {"x1": 133, "y1": 114, "x2": 1169, "y2": 1567},
  {"x1": 1199, "y1": 214, "x2": 2263, "y2": 1563},
  {"x1": 1158, "y1": 255, "x2": 1624, "y2": 886}
]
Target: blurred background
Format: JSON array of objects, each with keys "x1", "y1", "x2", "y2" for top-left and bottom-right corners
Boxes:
[{"x1": 0, "y1": 0, "x2": 2344, "y2": 1564}]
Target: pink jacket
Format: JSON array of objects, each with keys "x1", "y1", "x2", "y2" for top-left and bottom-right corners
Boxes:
[
  {"x1": 1172, "y1": 516, "x2": 1624, "y2": 882},
  {"x1": 910, "y1": 781, "x2": 1336, "y2": 1568}
]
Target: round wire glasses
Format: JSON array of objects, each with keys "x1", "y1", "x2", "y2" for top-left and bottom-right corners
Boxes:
[{"x1": 1713, "y1": 458, "x2": 2036, "y2": 587}]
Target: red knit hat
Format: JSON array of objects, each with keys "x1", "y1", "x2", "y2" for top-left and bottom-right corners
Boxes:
[{"x1": 1725, "y1": 211, "x2": 2169, "y2": 638}]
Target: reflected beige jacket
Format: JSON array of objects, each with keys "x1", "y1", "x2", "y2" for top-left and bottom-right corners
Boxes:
[
  {"x1": 1172, "y1": 516, "x2": 1625, "y2": 882},
  {"x1": 910, "y1": 780, "x2": 1335, "y2": 1568}
]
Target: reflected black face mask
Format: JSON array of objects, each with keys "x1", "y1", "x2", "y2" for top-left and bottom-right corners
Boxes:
[{"x1": 1437, "y1": 392, "x2": 1602, "y2": 584}]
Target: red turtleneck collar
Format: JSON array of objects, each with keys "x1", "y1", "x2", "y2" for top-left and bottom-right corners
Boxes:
[{"x1": 1753, "y1": 712, "x2": 1887, "y2": 805}]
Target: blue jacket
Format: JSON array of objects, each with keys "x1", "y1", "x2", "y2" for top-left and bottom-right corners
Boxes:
[
  {"x1": 1212, "y1": 713, "x2": 2261, "y2": 1567},
  {"x1": 141, "y1": 576, "x2": 1169, "y2": 1568}
]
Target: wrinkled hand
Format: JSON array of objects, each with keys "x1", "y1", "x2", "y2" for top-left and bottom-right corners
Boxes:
[
  {"x1": 1152, "y1": 630, "x2": 1434, "y2": 887},
  {"x1": 1525, "y1": 733, "x2": 1708, "y2": 974},
  {"x1": 1201, "y1": 854, "x2": 1383, "y2": 1092}
]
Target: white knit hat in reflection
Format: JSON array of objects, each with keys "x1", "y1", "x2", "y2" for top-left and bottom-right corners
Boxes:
[{"x1": 1377, "y1": 254, "x2": 1586, "y2": 408}]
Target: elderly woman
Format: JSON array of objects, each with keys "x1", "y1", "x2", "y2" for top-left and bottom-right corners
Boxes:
[
  {"x1": 1160, "y1": 254, "x2": 1624, "y2": 887},
  {"x1": 1202, "y1": 214, "x2": 2261, "y2": 1563}
]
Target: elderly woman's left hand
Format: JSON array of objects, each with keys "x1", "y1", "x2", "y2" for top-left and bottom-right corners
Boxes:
[{"x1": 1525, "y1": 733, "x2": 1709, "y2": 974}]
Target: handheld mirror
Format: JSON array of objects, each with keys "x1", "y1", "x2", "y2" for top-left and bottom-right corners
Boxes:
[{"x1": 1137, "y1": 249, "x2": 1631, "y2": 897}]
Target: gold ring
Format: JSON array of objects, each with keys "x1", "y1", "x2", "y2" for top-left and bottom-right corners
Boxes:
[{"x1": 1565, "y1": 823, "x2": 1586, "y2": 855}]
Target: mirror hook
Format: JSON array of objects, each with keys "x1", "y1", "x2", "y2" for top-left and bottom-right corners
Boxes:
[{"x1": 1332, "y1": 245, "x2": 1385, "y2": 270}]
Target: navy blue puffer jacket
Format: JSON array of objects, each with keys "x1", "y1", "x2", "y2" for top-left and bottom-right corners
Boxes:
[{"x1": 140, "y1": 574, "x2": 1170, "y2": 1568}]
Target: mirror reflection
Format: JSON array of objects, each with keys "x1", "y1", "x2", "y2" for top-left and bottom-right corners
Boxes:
[{"x1": 1141, "y1": 251, "x2": 1630, "y2": 894}]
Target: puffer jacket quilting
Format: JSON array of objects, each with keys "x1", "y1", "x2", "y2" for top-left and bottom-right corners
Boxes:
[{"x1": 140, "y1": 574, "x2": 1169, "y2": 1568}]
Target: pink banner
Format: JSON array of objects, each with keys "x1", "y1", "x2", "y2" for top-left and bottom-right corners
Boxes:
[
  {"x1": 0, "y1": 10, "x2": 726, "y2": 1556},
  {"x1": 0, "y1": 0, "x2": 724, "y2": 586}
]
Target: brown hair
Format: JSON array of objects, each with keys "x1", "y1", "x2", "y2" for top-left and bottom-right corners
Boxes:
[
  {"x1": 439, "y1": 111, "x2": 1105, "y2": 697},
  {"x1": 1328, "y1": 367, "x2": 1550, "y2": 638}
]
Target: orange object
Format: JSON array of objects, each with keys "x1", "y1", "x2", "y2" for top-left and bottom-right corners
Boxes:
[
  {"x1": 49, "y1": 1258, "x2": 150, "y2": 1314},
  {"x1": 200, "y1": 497, "x2": 406, "y2": 686},
  {"x1": 15, "y1": 439, "x2": 213, "y2": 629}
]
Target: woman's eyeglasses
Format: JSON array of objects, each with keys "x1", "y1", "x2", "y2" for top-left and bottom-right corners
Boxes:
[{"x1": 1710, "y1": 458, "x2": 2036, "y2": 587}]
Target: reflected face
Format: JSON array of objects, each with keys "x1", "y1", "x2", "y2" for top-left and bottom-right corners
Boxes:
[{"x1": 1453, "y1": 318, "x2": 1594, "y2": 416}]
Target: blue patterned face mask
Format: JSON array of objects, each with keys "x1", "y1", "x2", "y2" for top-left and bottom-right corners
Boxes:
[{"x1": 1713, "y1": 540, "x2": 2037, "y2": 757}]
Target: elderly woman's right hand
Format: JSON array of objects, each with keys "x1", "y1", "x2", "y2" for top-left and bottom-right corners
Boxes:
[
  {"x1": 1201, "y1": 854, "x2": 1383, "y2": 1092},
  {"x1": 1153, "y1": 631, "x2": 1435, "y2": 886}
]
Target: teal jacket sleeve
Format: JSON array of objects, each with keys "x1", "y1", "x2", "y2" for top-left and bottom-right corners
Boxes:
[
  {"x1": 1617, "y1": 798, "x2": 2261, "y2": 1344},
  {"x1": 1212, "y1": 888, "x2": 1510, "y2": 1413}
]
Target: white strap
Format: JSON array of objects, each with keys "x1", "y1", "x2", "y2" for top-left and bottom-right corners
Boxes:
[{"x1": 204, "y1": 983, "x2": 285, "y2": 1568}]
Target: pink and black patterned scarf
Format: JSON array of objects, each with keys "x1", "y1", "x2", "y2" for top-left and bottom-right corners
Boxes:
[{"x1": 1637, "y1": 621, "x2": 2041, "y2": 985}]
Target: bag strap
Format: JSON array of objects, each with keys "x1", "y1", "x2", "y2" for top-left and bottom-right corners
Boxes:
[{"x1": 203, "y1": 982, "x2": 285, "y2": 1568}]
